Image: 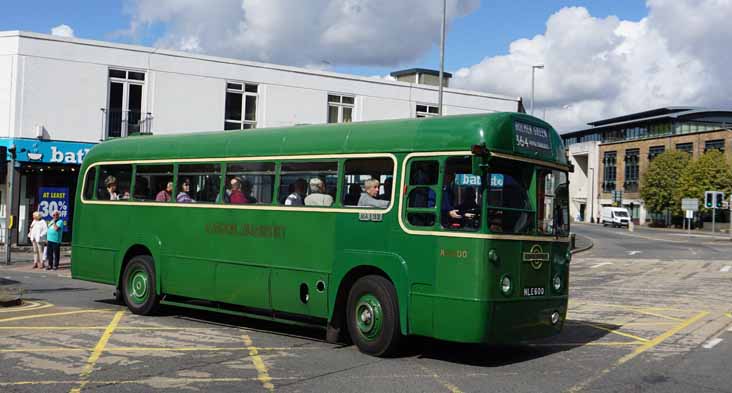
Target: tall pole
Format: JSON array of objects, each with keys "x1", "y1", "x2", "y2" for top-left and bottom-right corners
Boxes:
[
  {"x1": 4, "y1": 145, "x2": 15, "y2": 264},
  {"x1": 589, "y1": 167, "x2": 594, "y2": 223},
  {"x1": 437, "y1": 0, "x2": 446, "y2": 116},
  {"x1": 530, "y1": 65, "x2": 544, "y2": 115}
]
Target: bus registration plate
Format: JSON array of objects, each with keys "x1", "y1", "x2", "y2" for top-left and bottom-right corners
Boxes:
[{"x1": 523, "y1": 287, "x2": 545, "y2": 297}]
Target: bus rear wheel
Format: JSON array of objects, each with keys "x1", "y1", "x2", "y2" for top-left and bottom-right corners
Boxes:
[
  {"x1": 346, "y1": 275, "x2": 402, "y2": 357},
  {"x1": 121, "y1": 255, "x2": 160, "y2": 315}
]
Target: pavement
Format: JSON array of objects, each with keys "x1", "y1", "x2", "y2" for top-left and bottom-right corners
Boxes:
[{"x1": 0, "y1": 228, "x2": 731, "y2": 392}]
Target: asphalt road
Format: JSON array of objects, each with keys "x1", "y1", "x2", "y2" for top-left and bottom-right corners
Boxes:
[{"x1": 0, "y1": 225, "x2": 731, "y2": 392}]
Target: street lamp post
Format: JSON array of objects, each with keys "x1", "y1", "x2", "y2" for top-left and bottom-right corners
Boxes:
[{"x1": 530, "y1": 65, "x2": 544, "y2": 115}]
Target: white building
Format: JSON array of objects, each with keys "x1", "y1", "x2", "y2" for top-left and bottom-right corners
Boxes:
[
  {"x1": 566, "y1": 141, "x2": 600, "y2": 223},
  {"x1": 0, "y1": 31, "x2": 521, "y2": 244}
]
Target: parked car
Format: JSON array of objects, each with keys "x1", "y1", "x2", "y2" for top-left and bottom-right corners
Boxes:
[{"x1": 601, "y1": 207, "x2": 630, "y2": 227}]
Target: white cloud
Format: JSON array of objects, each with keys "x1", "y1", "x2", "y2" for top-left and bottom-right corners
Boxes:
[
  {"x1": 51, "y1": 24, "x2": 75, "y2": 38},
  {"x1": 123, "y1": 0, "x2": 479, "y2": 67},
  {"x1": 452, "y1": 1, "x2": 732, "y2": 131}
]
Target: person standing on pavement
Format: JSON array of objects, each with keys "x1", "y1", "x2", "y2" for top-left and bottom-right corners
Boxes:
[
  {"x1": 27, "y1": 212, "x2": 47, "y2": 269},
  {"x1": 46, "y1": 211, "x2": 64, "y2": 270}
]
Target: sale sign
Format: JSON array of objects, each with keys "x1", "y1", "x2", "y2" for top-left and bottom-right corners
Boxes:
[{"x1": 38, "y1": 187, "x2": 70, "y2": 232}]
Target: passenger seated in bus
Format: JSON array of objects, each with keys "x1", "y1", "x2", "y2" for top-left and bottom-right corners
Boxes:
[
  {"x1": 358, "y1": 179, "x2": 389, "y2": 208},
  {"x1": 441, "y1": 173, "x2": 461, "y2": 225},
  {"x1": 228, "y1": 178, "x2": 248, "y2": 204},
  {"x1": 344, "y1": 184, "x2": 361, "y2": 206},
  {"x1": 101, "y1": 175, "x2": 119, "y2": 200},
  {"x1": 241, "y1": 179, "x2": 257, "y2": 203},
  {"x1": 445, "y1": 187, "x2": 479, "y2": 229},
  {"x1": 285, "y1": 178, "x2": 307, "y2": 206},
  {"x1": 176, "y1": 179, "x2": 195, "y2": 203},
  {"x1": 155, "y1": 182, "x2": 173, "y2": 202},
  {"x1": 304, "y1": 178, "x2": 333, "y2": 206}
]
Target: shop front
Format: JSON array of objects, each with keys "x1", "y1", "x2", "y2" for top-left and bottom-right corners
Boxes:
[{"x1": 1, "y1": 138, "x2": 95, "y2": 244}]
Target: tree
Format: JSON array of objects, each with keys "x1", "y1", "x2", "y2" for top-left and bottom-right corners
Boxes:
[
  {"x1": 640, "y1": 150, "x2": 689, "y2": 217},
  {"x1": 674, "y1": 150, "x2": 732, "y2": 216}
]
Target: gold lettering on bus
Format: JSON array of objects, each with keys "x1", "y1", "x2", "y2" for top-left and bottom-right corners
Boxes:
[
  {"x1": 439, "y1": 249, "x2": 468, "y2": 258},
  {"x1": 205, "y1": 223, "x2": 286, "y2": 239}
]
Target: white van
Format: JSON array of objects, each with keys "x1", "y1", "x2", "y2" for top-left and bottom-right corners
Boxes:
[{"x1": 601, "y1": 207, "x2": 630, "y2": 227}]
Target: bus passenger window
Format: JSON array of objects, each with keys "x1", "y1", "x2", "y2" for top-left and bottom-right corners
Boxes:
[
  {"x1": 342, "y1": 158, "x2": 394, "y2": 208},
  {"x1": 83, "y1": 167, "x2": 96, "y2": 200},
  {"x1": 134, "y1": 165, "x2": 173, "y2": 202},
  {"x1": 280, "y1": 162, "x2": 337, "y2": 207},
  {"x1": 225, "y1": 162, "x2": 275, "y2": 204},
  {"x1": 97, "y1": 165, "x2": 132, "y2": 201},
  {"x1": 442, "y1": 156, "x2": 482, "y2": 231},
  {"x1": 406, "y1": 160, "x2": 438, "y2": 227},
  {"x1": 177, "y1": 164, "x2": 222, "y2": 204}
]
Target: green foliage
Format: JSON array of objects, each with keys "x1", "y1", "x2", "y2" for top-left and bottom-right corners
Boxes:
[
  {"x1": 673, "y1": 150, "x2": 732, "y2": 215},
  {"x1": 641, "y1": 151, "x2": 690, "y2": 215}
]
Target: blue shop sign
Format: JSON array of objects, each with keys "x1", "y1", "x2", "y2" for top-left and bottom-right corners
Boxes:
[{"x1": 1, "y1": 138, "x2": 95, "y2": 164}]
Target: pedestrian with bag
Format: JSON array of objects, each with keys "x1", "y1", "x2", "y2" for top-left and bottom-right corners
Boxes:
[
  {"x1": 27, "y1": 212, "x2": 47, "y2": 269},
  {"x1": 46, "y1": 211, "x2": 64, "y2": 270}
]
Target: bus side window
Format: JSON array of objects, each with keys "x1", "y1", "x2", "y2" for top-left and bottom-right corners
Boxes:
[
  {"x1": 406, "y1": 160, "x2": 438, "y2": 227},
  {"x1": 97, "y1": 164, "x2": 132, "y2": 201},
  {"x1": 442, "y1": 156, "x2": 482, "y2": 231},
  {"x1": 342, "y1": 158, "x2": 394, "y2": 207},
  {"x1": 279, "y1": 161, "x2": 338, "y2": 207},
  {"x1": 225, "y1": 162, "x2": 275, "y2": 204},
  {"x1": 177, "y1": 163, "x2": 222, "y2": 204},
  {"x1": 83, "y1": 167, "x2": 96, "y2": 200},
  {"x1": 134, "y1": 165, "x2": 174, "y2": 202}
]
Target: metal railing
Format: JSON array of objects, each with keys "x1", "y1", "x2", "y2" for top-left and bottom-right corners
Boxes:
[{"x1": 100, "y1": 109, "x2": 153, "y2": 140}]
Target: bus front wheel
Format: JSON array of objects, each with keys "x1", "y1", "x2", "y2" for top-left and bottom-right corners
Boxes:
[
  {"x1": 121, "y1": 255, "x2": 160, "y2": 315},
  {"x1": 346, "y1": 275, "x2": 402, "y2": 357}
]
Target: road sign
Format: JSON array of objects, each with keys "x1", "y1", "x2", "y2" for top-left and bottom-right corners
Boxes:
[
  {"x1": 681, "y1": 198, "x2": 699, "y2": 212},
  {"x1": 685, "y1": 210, "x2": 694, "y2": 219}
]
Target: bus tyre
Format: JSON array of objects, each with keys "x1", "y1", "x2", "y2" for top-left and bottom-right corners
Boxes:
[
  {"x1": 121, "y1": 255, "x2": 160, "y2": 315},
  {"x1": 346, "y1": 275, "x2": 402, "y2": 357}
]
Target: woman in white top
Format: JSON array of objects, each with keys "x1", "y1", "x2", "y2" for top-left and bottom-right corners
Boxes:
[{"x1": 28, "y1": 212, "x2": 48, "y2": 269}]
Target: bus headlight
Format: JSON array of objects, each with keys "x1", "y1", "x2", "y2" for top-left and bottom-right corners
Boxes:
[
  {"x1": 552, "y1": 274, "x2": 562, "y2": 292},
  {"x1": 500, "y1": 275, "x2": 512, "y2": 295}
]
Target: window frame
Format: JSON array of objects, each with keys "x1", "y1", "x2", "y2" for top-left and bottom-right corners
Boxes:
[
  {"x1": 327, "y1": 93, "x2": 355, "y2": 124},
  {"x1": 225, "y1": 81, "x2": 259, "y2": 130}
]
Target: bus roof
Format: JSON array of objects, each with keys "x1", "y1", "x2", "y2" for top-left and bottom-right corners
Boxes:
[{"x1": 83, "y1": 112, "x2": 567, "y2": 166}]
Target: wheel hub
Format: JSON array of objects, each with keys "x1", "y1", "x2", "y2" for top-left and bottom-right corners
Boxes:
[{"x1": 355, "y1": 294, "x2": 383, "y2": 341}]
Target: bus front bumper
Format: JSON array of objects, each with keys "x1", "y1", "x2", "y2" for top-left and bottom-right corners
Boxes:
[{"x1": 429, "y1": 296, "x2": 568, "y2": 344}]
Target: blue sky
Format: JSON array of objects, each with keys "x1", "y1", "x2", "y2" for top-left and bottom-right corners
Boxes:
[{"x1": 1, "y1": 0, "x2": 648, "y2": 76}]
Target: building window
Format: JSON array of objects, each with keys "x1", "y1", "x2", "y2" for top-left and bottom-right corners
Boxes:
[
  {"x1": 648, "y1": 146, "x2": 665, "y2": 160},
  {"x1": 602, "y1": 151, "x2": 617, "y2": 193},
  {"x1": 624, "y1": 149, "x2": 640, "y2": 192},
  {"x1": 676, "y1": 142, "x2": 693, "y2": 155},
  {"x1": 704, "y1": 139, "x2": 724, "y2": 153},
  {"x1": 416, "y1": 104, "x2": 439, "y2": 118},
  {"x1": 225, "y1": 82, "x2": 258, "y2": 130},
  {"x1": 107, "y1": 68, "x2": 147, "y2": 138},
  {"x1": 327, "y1": 94, "x2": 354, "y2": 123}
]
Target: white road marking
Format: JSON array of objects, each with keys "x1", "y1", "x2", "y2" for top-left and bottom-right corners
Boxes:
[
  {"x1": 628, "y1": 251, "x2": 641, "y2": 256},
  {"x1": 702, "y1": 338, "x2": 723, "y2": 349},
  {"x1": 591, "y1": 262, "x2": 614, "y2": 269},
  {"x1": 721, "y1": 266, "x2": 732, "y2": 273},
  {"x1": 728, "y1": 327, "x2": 732, "y2": 332}
]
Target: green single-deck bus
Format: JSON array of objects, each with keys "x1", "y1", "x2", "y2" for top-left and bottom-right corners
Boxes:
[{"x1": 72, "y1": 112, "x2": 571, "y2": 356}]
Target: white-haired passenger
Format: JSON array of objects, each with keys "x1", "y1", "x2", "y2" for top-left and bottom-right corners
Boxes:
[
  {"x1": 357, "y1": 179, "x2": 389, "y2": 208},
  {"x1": 304, "y1": 178, "x2": 333, "y2": 206}
]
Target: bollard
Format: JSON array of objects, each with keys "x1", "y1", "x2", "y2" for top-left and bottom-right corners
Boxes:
[
  {"x1": 570, "y1": 233, "x2": 576, "y2": 250},
  {"x1": 628, "y1": 220, "x2": 635, "y2": 232}
]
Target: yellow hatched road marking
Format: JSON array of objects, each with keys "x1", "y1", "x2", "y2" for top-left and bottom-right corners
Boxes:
[
  {"x1": 0, "y1": 345, "x2": 320, "y2": 353},
  {"x1": 568, "y1": 321, "x2": 649, "y2": 342},
  {"x1": 69, "y1": 311, "x2": 124, "y2": 393},
  {"x1": 242, "y1": 335, "x2": 274, "y2": 392},
  {"x1": 725, "y1": 312, "x2": 732, "y2": 319},
  {"x1": 0, "y1": 309, "x2": 116, "y2": 323},
  {"x1": 528, "y1": 341, "x2": 643, "y2": 347},
  {"x1": 566, "y1": 310, "x2": 709, "y2": 393},
  {"x1": 0, "y1": 301, "x2": 53, "y2": 313},
  {"x1": 417, "y1": 363, "x2": 463, "y2": 393}
]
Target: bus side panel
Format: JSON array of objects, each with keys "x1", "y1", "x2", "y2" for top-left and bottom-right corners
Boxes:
[
  {"x1": 71, "y1": 204, "x2": 128, "y2": 284},
  {"x1": 216, "y1": 263, "x2": 271, "y2": 310},
  {"x1": 270, "y1": 269, "x2": 328, "y2": 318}
]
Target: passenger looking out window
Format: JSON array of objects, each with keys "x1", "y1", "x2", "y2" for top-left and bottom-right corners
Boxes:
[
  {"x1": 228, "y1": 178, "x2": 248, "y2": 204},
  {"x1": 358, "y1": 179, "x2": 389, "y2": 208},
  {"x1": 135, "y1": 165, "x2": 174, "y2": 202},
  {"x1": 177, "y1": 179, "x2": 195, "y2": 203},
  {"x1": 103, "y1": 176, "x2": 119, "y2": 200},
  {"x1": 97, "y1": 164, "x2": 132, "y2": 201},
  {"x1": 304, "y1": 178, "x2": 333, "y2": 206}
]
